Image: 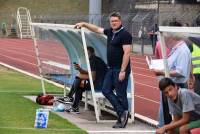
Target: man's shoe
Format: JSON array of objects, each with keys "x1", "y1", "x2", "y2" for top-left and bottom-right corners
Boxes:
[
  {"x1": 112, "y1": 119, "x2": 123, "y2": 128},
  {"x1": 120, "y1": 110, "x2": 129, "y2": 128},
  {"x1": 63, "y1": 96, "x2": 74, "y2": 102},
  {"x1": 65, "y1": 107, "x2": 80, "y2": 114},
  {"x1": 57, "y1": 96, "x2": 73, "y2": 104}
]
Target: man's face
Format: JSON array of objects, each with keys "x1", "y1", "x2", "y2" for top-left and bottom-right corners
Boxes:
[
  {"x1": 165, "y1": 36, "x2": 174, "y2": 49},
  {"x1": 163, "y1": 85, "x2": 178, "y2": 101},
  {"x1": 87, "y1": 50, "x2": 92, "y2": 58},
  {"x1": 109, "y1": 16, "x2": 122, "y2": 30}
]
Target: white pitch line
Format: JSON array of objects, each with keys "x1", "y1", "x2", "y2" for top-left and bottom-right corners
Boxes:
[
  {"x1": 0, "y1": 62, "x2": 67, "y2": 89},
  {"x1": 0, "y1": 91, "x2": 42, "y2": 93},
  {"x1": 0, "y1": 126, "x2": 82, "y2": 131},
  {"x1": 0, "y1": 127, "x2": 156, "y2": 133},
  {"x1": 88, "y1": 130, "x2": 156, "y2": 133}
]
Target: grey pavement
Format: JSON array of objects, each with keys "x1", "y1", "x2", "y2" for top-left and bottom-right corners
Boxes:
[
  {"x1": 25, "y1": 96, "x2": 156, "y2": 134},
  {"x1": 132, "y1": 43, "x2": 153, "y2": 55}
]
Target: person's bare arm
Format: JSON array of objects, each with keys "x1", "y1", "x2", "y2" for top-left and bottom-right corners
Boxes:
[
  {"x1": 78, "y1": 71, "x2": 96, "y2": 80},
  {"x1": 119, "y1": 45, "x2": 131, "y2": 81},
  {"x1": 153, "y1": 69, "x2": 184, "y2": 77},
  {"x1": 74, "y1": 62, "x2": 96, "y2": 82},
  {"x1": 74, "y1": 63, "x2": 88, "y2": 74},
  {"x1": 156, "y1": 113, "x2": 190, "y2": 134},
  {"x1": 75, "y1": 22, "x2": 104, "y2": 34}
]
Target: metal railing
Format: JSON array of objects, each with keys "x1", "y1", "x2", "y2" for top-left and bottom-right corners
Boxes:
[{"x1": 17, "y1": 7, "x2": 32, "y2": 38}]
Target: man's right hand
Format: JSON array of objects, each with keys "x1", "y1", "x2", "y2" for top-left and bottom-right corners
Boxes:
[
  {"x1": 152, "y1": 69, "x2": 164, "y2": 76},
  {"x1": 74, "y1": 22, "x2": 85, "y2": 29},
  {"x1": 156, "y1": 127, "x2": 166, "y2": 134},
  {"x1": 74, "y1": 63, "x2": 81, "y2": 71},
  {"x1": 74, "y1": 22, "x2": 104, "y2": 34}
]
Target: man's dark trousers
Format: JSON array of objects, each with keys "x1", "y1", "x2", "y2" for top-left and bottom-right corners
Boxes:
[{"x1": 102, "y1": 68, "x2": 130, "y2": 117}]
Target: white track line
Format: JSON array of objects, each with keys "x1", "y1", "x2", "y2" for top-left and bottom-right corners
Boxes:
[
  {"x1": 0, "y1": 53, "x2": 37, "y2": 66},
  {"x1": 132, "y1": 61, "x2": 147, "y2": 65},
  {"x1": 135, "y1": 81, "x2": 159, "y2": 90},
  {"x1": 132, "y1": 66, "x2": 150, "y2": 70},
  {"x1": 131, "y1": 56, "x2": 147, "y2": 61},
  {"x1": 0, "y1": 46, "x2": 34, "y2": 53},
  {"x1": 135, "y1": 95, "x2": 160, "y2": 104},
  {"x1": 0, "y1": 48, "x2": 35, "y2": 58},
  {"x1": 0, "y1": 47, "x2": 67, "y2": 61},
  {"x1": 134, "y1": 73, "x2": 155, "y2": 79},
  {"x1": 0, "y1": 49, "x2": 54, "y2": 65}
]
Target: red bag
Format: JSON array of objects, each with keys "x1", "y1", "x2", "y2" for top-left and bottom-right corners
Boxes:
[{"x1": 36, "y1": 94, "x2": 54, "y2": 105}]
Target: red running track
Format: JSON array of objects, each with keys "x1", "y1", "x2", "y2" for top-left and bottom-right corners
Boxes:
[
  {"x1": 0, "y1": 38, "x2": 160, "y2": 122},
  {"x1": 0, "y1": 38, "x2": 69, "y2": 75}
]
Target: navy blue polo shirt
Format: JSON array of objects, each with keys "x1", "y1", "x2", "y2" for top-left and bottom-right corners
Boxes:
[{"x1": 103, "y1": 26, "x2": 132, "y2": 70}]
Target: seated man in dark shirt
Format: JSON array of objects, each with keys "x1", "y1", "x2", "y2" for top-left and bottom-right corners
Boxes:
[{"x1": 59, "y1": 46, "x2": 107, "y2": 114}]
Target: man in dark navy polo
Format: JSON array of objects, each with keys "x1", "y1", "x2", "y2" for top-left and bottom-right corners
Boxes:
[{"x1": 75, "y1": 12, "x2": 132, "y2": 128}]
